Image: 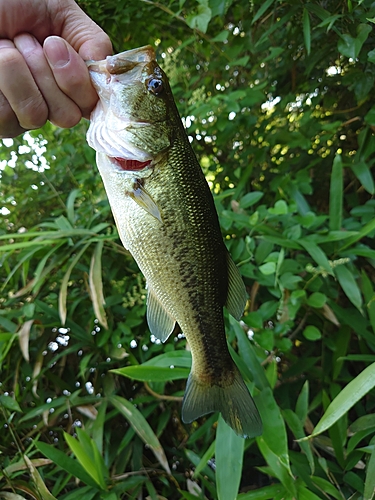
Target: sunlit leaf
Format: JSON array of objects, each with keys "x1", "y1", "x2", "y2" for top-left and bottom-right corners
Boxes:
[{"x1": 309, "y1": 363, "x2": 375, "y2": 437}]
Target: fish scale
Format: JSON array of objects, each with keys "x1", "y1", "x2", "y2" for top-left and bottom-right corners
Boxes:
[{"x1": 86, "y1": 45, "x2": 262, "y2": 438}]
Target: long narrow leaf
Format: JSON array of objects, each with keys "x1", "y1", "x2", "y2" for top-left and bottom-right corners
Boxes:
[
  {"x1": 335, "y1": 264, "x2": 363, "y2": 311},
  {"x1": 216, "y1": 416, "x2": 244, "y2": 500},
  {"x1": 309, "y1": 363, "x2": 375, "y2": 437},
  {"x1": 112, "y1": 365, "x2": 189, "y2": 382},
  {"x1": 329, "y1": 154, "x2": 343, "y2": 231},
  {"x1": 89, "y1": 240, "x2": 108, "y2": 329},
  {"x1": 64, "y1": 432, "x2": 107, "y2": 490},
  {"x1": 35, "y1": 442, "x2": 98, "y2": 489},
  {"x1": 110, "y1": 395, "x2": 171, "y2": 474},
  {"x1": 59, "y1": 243, "x2": 90, "y2": 325},
  {"x1": 303, "y1": 9, "x2": 311, "y2": 55}
]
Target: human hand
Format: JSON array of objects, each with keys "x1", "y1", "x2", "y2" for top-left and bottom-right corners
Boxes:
[{"x1": 0, "y1": 0, "x2": 112, "y2": 138}]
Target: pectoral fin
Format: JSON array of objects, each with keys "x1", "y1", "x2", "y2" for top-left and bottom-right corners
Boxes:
[
  {"x1": 225, "y1": 252, "x2": 248, "y2": 320},
  {"x1": 147, "y1": 287, "x2": 176, "y2": 342},
  {"x1": 129, "y1": 182, "x2": 162, "y2": 223}
]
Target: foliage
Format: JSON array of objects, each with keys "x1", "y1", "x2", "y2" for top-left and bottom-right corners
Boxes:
[{"x1": 1, "y1": 0, "x2": 375, "y2": 498}]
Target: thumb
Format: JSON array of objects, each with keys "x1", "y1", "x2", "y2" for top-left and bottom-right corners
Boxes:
[{"x1": 57, "y1": 0, "x2": 112, "y2": 60}]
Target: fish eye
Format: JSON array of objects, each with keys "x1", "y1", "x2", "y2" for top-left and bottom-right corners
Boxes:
[{"x1": 148, "y1": 78, "x2": 164, "y2": 96}]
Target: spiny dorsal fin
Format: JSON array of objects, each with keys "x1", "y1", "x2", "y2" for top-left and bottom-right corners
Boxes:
[
  {"x1": 146, "y1": 287, "x2": 176, "y2": 342},
  {"x1": 225, "y1": 252, "x2": 247, "y2": 321}
]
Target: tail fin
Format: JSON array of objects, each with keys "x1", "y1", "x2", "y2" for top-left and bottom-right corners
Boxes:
[{"x1": 181, "y1": 370, "x2": 262, "y2": 438}]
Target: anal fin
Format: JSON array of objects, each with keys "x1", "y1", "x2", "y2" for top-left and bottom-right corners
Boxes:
[
  {"x1": 225, "y1": 252, "x2": 248, "y2": 320},
  {"x1": 147, "y1": 287, "x2": 176, "y2": 343}
]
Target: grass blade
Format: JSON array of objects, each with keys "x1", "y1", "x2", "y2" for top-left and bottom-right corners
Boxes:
[
  {"x1": 216, "y1": 415, "x2": 244, "y2": 500},
  {"x1": 310, "y1": 362, "x2": 375, "y2": 437},
  {"x1": 364, "y1": 437, "x2": 375, "y2": 500}
]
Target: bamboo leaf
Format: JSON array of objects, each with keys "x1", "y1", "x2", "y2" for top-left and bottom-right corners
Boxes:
[
  {"x1": 309, "y1": 363, "x2": 375, "y2": 437},
  {"x1": 59, "y1": 243, "x2": 90, "y2": 325},
  {"x1": 299, "y1": 239, "x2": 333, "y2": 275},
  {"x1": 364, "y1": 437, "x2": 375, "y2": 500},
  {"x1": 35, "y1": 441, "x2": 99, "y2": 489},
  {"x1": 252, "y1": 0, "x2": 275, "y2": 25},
  {"x1": 329, "y1": 154, "x2": 343, "y2": 231},
  {"x1": 66, "y1": 188, "x2": 80, "y2": 225},
  {"x1": 112, "y1": 365, "x2": 189, "y2": 382},
  {"x1": 216, "y1": 415, "x2": 244, "y2": 500},
  {"x1": 64, "y1": 432, "x2": 107, "y2": 490},
  {"x1": 23, "y1": 455, "x2": 57, "y2": 500},
  {"x1": 335, "y1": 263, "x2": 363, "y2": 311},
  {"x1": 110, "y1": 395, "x2": 171, "y2": 474},
  {"x1": 89, "y1": 240, "x2": 108, "y2": 329},
  {"x1": 303, "y1": 8, "x2": 311, "y2": 55}
]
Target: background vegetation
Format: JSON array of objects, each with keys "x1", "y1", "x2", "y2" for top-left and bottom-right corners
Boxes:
[{"x1": 1, "y1": 0, "x2": 375, "y2": 498}]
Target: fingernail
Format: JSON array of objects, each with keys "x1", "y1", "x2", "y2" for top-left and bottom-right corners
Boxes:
[
  {"x1": 44, "y1": 36, "x2": 70, "y2": 68},
  {"x1": 14, "y1": 33, "x2": 39, "y2": 54}
]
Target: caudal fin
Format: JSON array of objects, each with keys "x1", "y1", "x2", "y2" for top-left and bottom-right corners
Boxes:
[{"x1": 181, "y1": 369, "x2": 262, "y2": 438}]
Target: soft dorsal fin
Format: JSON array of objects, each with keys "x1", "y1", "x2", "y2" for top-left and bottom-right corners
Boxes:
[
  {"x1": 225, "y1": 252, "x2": 248, "y2": 321},
  {"x1": 146, "y1": 287, "x2": 176, "y2": 342}
]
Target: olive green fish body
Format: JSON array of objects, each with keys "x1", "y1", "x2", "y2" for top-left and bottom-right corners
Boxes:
[{"x1": 87, "y1": 46, "x2": 262, "y2": 438}]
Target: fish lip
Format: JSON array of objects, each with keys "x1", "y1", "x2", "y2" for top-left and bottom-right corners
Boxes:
[{"x1": 86, "y1": 45, "x2": 156, "y2": 75}]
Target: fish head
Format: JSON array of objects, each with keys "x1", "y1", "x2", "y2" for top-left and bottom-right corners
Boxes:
[{"x1": 87, "y1": 46, "x2": 177, "y2": 171}]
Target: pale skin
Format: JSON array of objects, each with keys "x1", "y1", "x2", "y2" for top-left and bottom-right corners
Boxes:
[{"x1": 0, "y1": 0, "x2": 112, "y2": 138}]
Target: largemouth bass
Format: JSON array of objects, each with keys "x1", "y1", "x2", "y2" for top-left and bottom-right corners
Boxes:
[{"x1": 86, "y1": 46, "x2": 262, "y2": 438}]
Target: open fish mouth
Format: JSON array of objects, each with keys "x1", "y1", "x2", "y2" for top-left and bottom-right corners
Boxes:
[
  {"x1": 87, "y1": 45, "x2": 155, "y2": 76},
  {"x1": 86, "y1": 46, "x2": 159, "y2": 169}
]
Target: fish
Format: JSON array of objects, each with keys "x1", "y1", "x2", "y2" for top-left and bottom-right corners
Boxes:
[{"x1": 86, "y1": 45, "x2": 262, "y2": 438}]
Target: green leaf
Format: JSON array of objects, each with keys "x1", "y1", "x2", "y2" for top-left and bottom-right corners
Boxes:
[
  {"x1": 192, "y1": 440, "x2": 215, "y2": 478},
  {"x1": 237, "y1": 484, "x2": 285, "y2": 499},
  {"x1": 186, "y1": 0, "x2": 212, "y2": 33},
  {"x1": 338, "y1": 24, "x2": 372, "y2": 59},
  {"x1": 66, "y1": 188, "x2": 80, "y2": 225},
  {"x1": 256, "y1": 436, "x2": 296, "y2": 496},
  {"x1": 23, "y1": 455, "x2": 58, "y2": 500},
  {"x1": 307, "y1": 292, "x2": 327, "y2": 308},
  {"x1": 283, "y1": 409, "x2": 314, "y2": 474},
  {"x1": 239, "y1": 191, "x2": 264, "y2": 209},
  {"x1": 89, "y1": 240, "x2": 108, "y2": 329},
  {"x1": 0, "y1": 395, "x2": 22, "y2": 413},
  {"x1": 110, "y1": 395, "x2": 171, "y2": 474},
  {"x1": 303, "y1": 9, "x2": 311, "y2": 55},
  {"x1": 255, "y1": 387, "x2": 290, "y2": 472},
  {"x1": 252, "y1": 0, "x2": 275, "y2": 25},
  {"x1": 303, "y1": 325, "x2": 321, "y2": 341},
  {"x1": 35, "y1": 441, "x2": 99, "y2": 489},
  {"x1": 299, "y1": 240, "x2": 333, "y2": 275},
  {"x1": 216, "y1": 415, "x2": 244, "y2": 500},
  {"x1": 111, "y1": 365, "x2": 190, "y2": 382},
  {"x1": 334, "y1": 264, "x2": 363, "y2": 311},
  {"x1": 364, "y1": 437, "x2": 375, "y2": 500},
  {"x1": 309, "y1": 363, "x2": 375, "y2": 437},
  {"x1": 59, "y1": 243, "x2": 90, "y2": 325},
  {"x1": 351, "y1": 161, "x2": 375, "y2": 195},
  {"x1": 329, "y1": 154, "x2": 343, "y2": 231},
  {"x1": 64, "y1": 432, "x2": 107, "y2": 490}
]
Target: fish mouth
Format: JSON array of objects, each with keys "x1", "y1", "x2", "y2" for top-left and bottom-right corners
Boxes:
[
  {"x1": 86, "y1": 45, "x2": 156, "y2": 76},
  {"x1": 109, "y1": 157, "x2": 152, "y2": 172}
]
